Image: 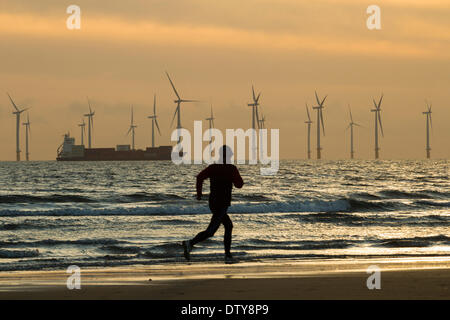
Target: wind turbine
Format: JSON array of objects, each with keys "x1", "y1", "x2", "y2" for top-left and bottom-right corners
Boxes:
[
  {"x1": 312, "y1": 91, "x2": 326, "y2": 159},
  {"x1": 78, "y1": 119, "x2": 86, "y2": 146},
  {"x1": 22, "y1": 113, "x2": 31, "y2": 161},
  {"x1": 423, "y1": 101, "x2": 433, "y2": 159},
  {"x1": 166, "y1": 72, "x2": 199, "y2": 143},
  {"x1": 304, "y1": 103, "x2": 313, "y2": 159},
  {"x1": 247, "y1": 85, "x2": 261, "y2": 130},
  {"x1": 84, "y1": 98, "x2": 95, "y2": 149},
  {"x1": 370, "y1": 94, "x2": 384, "y2": 159},
  {"x1": 147, "y1": 94, "x2": 161, "y2": 148},
  {"x1": 259, "y1": 114, "x2": 266, "y2": 129},
  {"x1": 346, "y1": 106, "x2": 361, "y2": 159},
  {"x1": 8, "y1": 93, "x2": 30, "y2": 161},
  {"x1": 247, "y1": 85, "x2": 261, "y2": 160},
  {"x1": 126, "y1": 106, "x2": 137, "y2": 150}
]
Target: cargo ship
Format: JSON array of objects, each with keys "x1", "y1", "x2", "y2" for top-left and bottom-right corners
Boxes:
[{"x1": 56, "y1": 133, "x2": 172, "y2": 161}]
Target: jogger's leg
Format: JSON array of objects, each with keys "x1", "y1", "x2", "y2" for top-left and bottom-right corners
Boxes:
[
  {"x1": 191, "y1": 212, "x2": 222, "y2": 246},
  {"x1": 222, "y1": 214, "x2": 233, "y2": 255}
]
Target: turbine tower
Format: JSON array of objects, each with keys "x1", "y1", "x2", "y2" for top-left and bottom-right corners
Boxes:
[
  {"x1": 22, "y1": 113, "x2": 31, "y2": 161},
  {"x1": 312, "y1": 91, "x2": 326, "y2": 159},
  {"x1": 166, "y1": 72, "x2": 199, "y2": 143},
  {"x1": 206, "y1": 104, "x2": 215, "y2": 131},
  {"x1": 347, "y1": 106, "x2": 361, "y2": 159},
  {"x1": 84, "y1": 98, "x2": 95, "y2": 149},
  {"x1": 304, "y1": 103, "x2": 313, "y2": 159},
  {"x1": 147, "y1": 94, "x2": 161, "y2": 148},
  {"x1": 126, "y1": 106, "x2": 137, "y2": 150},
  {"x1": 8, "y1": 93, "x2": 29, "y2": 161},
  {"x1": 205, "y1": 103, "x2": 216, "y2": 157},
  {"x1": 258, "y1": 113, "x2": 267, "y2": 159},
  {"x1": 371, "y1": 95, "x2": 384, "y2": 159},
  {"x1": 78, "y1": 119, "x2": 86, "y2": 146},
  {"x1": 423, "y1": 101, "x2": 433, "y2": 159}
]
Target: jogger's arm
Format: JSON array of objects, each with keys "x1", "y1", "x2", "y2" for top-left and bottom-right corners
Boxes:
[
  {"x1": 232, "y1": 166, "x2": 244, "y2": 188},
  {"x1": 196, "y1": 166, "x2": 212, "y2": 199}
]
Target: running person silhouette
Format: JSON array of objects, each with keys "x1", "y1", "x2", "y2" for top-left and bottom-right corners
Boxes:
[{"x1": 182, "y1": 145, "x2": 244, "y2": 260}]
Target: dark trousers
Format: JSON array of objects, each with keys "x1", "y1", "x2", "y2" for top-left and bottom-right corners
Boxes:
[{"x1": 191, "y1": 206, "x2": 233, "y2": 254}]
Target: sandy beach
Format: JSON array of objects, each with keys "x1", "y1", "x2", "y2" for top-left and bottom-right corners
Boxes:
[{"x1": 0, "y1": 257, "x2": 448, "y2": 299}]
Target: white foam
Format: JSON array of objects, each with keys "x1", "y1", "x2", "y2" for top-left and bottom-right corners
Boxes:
[{"x1": 0, "y1": 199, "x2": 351, "y2": 216}]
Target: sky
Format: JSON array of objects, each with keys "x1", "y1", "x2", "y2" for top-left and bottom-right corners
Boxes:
[{"x1": 0, "y1": 0, "x2": 449, "y2": 160}]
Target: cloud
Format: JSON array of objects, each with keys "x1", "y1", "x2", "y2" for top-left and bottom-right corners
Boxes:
[
  {"x1": 0, "y1": 12, "x2": 448, "y2": 60},
  {"x1": 0, "y1": 1, "x2": 448, "y2": 160}
]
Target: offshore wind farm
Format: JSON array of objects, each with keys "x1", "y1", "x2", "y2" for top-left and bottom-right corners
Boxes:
[{"x1": 2, "y1": 80, "x2": 444, "y2": 162}]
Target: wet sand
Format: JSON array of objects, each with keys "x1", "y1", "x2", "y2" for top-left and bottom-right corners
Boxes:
[{"x1": 0, "y1": 258, "x2": 448, "y2": 299}]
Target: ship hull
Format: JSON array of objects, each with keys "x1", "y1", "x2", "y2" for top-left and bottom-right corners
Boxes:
[{"x1": 57, "y1": 146, "x2": 173, "y2": 161}]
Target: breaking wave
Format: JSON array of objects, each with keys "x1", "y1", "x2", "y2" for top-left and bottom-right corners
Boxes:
[{"x1": 0, "y1": 196, "x2": 448, "y2": 217}]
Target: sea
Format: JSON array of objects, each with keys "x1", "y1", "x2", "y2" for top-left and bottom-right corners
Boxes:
[{"x1": 0, "y1": 160, "x2": 448, "y2": 271}]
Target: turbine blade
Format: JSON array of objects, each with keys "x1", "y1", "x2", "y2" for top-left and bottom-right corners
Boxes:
[
  {"x1": 165, "y1": 72, "x2": 181, "y2": 100},
  {"x1": 255, "y1": 107, "x2": 260, "y2": 129},
  {"x1": 7, "y1": 93, "x2": 20, "y2": 112},
  {"x1": 373, "y1": 98, "x2": 378, "y2": 108},
  {"x1": 305, "y1": 104, "x2": 311, "y2": 121},
  {"x1": 180, "y1": 99, "x2": 199, "y2": 103},
  {"x1": 170, "y1": 106, "x2": 178, "y2": 127},
  {"x1": 378, "y1": 112, "x2": 384, "y2": 137},
  {"x1": 321, "y1": 95, "x2": 327, "y2": 106},
  {"x1": 314, "y1": 91, "x2": 320, "y2": 105},
  {"x1": 255, "y1": 92, "x2": 261, "y2": 103},
  {"x1": 429, "y1": 113, "x2": 433, "y2": 129},
  {"x1": 87, "y1": 97, "x2": 92, "y2": 114},
  {"x1": 126, "y1": 127, "x2": 132, "y2": 136},
  {"x1": 320, "y1": 110, "x2": 325, "y2": 135},
  {"x1": 252, "y1": 85, "x2": 256, "y2": 102},
  {"x1": 349, "y1": 106, "x2": 353, "y2": 122},
  {"x1": 378, "y1": 94, "x2": 384, "y2": 108},
  {"x1": 153, "y1": 94, "x2": 156, "y2": 115},
  {"x1": 155, "y1": 118, "x2": 161, "y2": 135}
]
